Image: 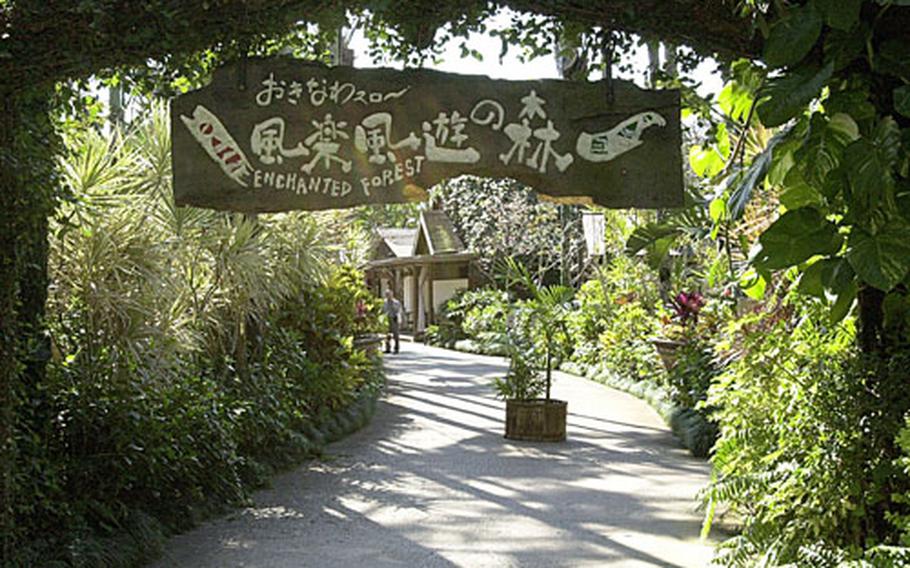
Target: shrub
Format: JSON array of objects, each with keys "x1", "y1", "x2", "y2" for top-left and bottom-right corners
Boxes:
[
  {"x1": 665, "y1": 339, "x2": 717, "y2": 410},
  {"x1": 10, "y1": 107, "x2": 384, "y2": 565},
  {"x1": 493, "y1": 347, "x2": 547, "y2": 401},
  {"x1": 566, "y1": 256, "x2": 665, "y2": 378},
  {"x1": 701, "y1": 297, "x2": 910, "y2": 565}
]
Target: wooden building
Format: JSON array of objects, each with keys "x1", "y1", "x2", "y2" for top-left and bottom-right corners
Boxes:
[{"x1": 365, "y1": 210, "x2": 477, "y2": 334}]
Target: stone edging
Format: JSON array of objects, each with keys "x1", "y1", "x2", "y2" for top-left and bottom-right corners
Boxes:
[
  {"x1": 559, "y1": 361, "x2": 716, "y2": 458},
  {"x1": 309, "y1": 370, "x2": 385, "y2": 449}
]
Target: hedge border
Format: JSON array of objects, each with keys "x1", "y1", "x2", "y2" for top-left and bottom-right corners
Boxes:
[
  {"x1": 559, "y1": 361, "x2": 716, "y2": 458},
  {"x1": 48, "y1": 362, "x2": 387, "y2": 568}
]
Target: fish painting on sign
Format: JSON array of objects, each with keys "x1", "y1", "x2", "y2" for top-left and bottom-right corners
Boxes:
[
  {"x1": 171, "y1": 57, "x2": 683, "y2": 212},
  {"x1": 575, "y1": 112, "x2": 668, "y2": 163}
]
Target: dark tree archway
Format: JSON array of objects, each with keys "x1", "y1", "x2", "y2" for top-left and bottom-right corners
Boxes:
[{"x1": 2, "y1": 0, "x2": 910, "y2": 559}]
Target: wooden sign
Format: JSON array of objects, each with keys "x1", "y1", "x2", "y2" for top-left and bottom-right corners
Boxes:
[{"x1": 171, "y1": 57, "x2": 683, "y2": 212}]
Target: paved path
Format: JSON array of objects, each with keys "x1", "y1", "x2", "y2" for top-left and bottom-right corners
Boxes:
[{"x1": 152, "y1": 343, "x2": 713, "y2": 567}]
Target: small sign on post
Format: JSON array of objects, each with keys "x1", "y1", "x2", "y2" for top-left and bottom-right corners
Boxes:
[
  {"x1": 582, "y1": 212, "x2": 606, "y2": 256},
  {"x1": 171, "y1": 57, "x2": 683, "y2": 212}
]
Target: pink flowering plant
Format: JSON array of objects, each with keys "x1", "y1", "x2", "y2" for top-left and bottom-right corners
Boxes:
[
  {"x1": 661, "y1": 291, "x2": 710, "y2": 342},
  {"x1": 672, "y1": 291, "x2": 706, "y2": 325}
]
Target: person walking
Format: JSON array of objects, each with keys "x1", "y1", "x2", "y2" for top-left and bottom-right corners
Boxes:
[{"x1": 382, "y1": 289, "x2": 402, "y2": 354}]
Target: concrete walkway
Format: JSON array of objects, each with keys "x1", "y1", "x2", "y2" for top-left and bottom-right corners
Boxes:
[{"x1": 152, "y1": 343, "x2": 714, "y2": 567}]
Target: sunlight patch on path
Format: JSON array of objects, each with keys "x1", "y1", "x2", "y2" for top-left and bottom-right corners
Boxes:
[{"x1": 152, "y1": 343, "x2": 714, "y2": 567}]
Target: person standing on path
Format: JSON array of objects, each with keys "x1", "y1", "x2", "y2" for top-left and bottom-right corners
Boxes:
[{"x1": 382, "y1": 289, "x2": 402, "y2": 354}]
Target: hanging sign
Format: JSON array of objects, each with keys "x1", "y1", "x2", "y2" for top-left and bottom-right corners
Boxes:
[{"x1": 171, "y1": 57, "x2": 683, "y2": 212}]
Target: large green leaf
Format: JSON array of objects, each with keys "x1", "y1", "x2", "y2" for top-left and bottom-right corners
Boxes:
[
  {"x1": 830, "y1": 282, "x2": 858, "y2": 324},
  {"x1": 796, "y1": 112, "x2": 859, "y2": 187},
  {"x1": 625, "y1": 223, "x2": 680, "y2": 256},
  {"x1": 846, "y1": 218, "x2": 910, "y2": 291},
  {"x1": 763, "y1": 2, "x2": 823, "y2": 68},
  {"x1": 896, "y1": 85, "x2": 910, "y2": 118},
  {"x1": 754, "y1": 208, "x2": 843, "y2": 270},
  {"x1": 877, "y1": 39, "x2": 910, "y2": 81},
  {"x1": 822, "y1": 26, "x2": 867, "y2": 71},
  {"x1": 725, "y1": 127, "x2": 797, "y2": 220},
  {"x1": 718, "y1": 81, "x2": 756, "y2": 123},
  {"x1": 798, "y1": 259, "x2": 828, "y2": 298},
  {"x1": 780, "y1": 169, "x2": 824, "y2": 210},
  {"x1": 873, "y1": 116, "x2": 902, "y2": 164},
  {"x1": 758, "y1": 62, "x2": 834, "y2": 127},
  {"x1": 826, "y1": 88, "x2": 878, "y2": 124},
  {"x1": 799, "y1": 257, "x2": 855, "y2": 299},
  {"x1": 816, "y1": 0, "x2": 862, "y2": 30},
  {"x1": 689, "y1": 144, "x2": 726, "y2": 178},
  {"x1": 843, "y1": 138, "x2": 895, "y2": 219}
]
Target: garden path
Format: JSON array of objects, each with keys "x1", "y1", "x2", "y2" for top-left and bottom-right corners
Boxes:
[{"x1": 152, "y1": 343, "x2": 714, "y2": 567}]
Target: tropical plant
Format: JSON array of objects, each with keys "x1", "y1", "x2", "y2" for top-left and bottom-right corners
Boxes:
[
  {"x1": 492, "y1": 345, "x2": 546, "y2": 401},
  {"x1": 6, "y1": 103, "x2": 385, "y2": 564},
  {"x1": 699, "y1": 294, "x2": 910, "y2": 565},
  {"x1": 500, "y1": 258, "x2": 574, "y2": 400}
]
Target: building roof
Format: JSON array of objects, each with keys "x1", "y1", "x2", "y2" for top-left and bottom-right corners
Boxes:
[
  {"x1": 365, "y1": 251, "x2": 477, "y2": 270},
  {"x1": 366, "y1": 210, "x2": 469, "y2": 270},
  {"x1": 375, "y1": 227, "x2": 418, "y2": 258},
  {"x1": 414, "y1": 210, "x2": 465, "y2": 255}
]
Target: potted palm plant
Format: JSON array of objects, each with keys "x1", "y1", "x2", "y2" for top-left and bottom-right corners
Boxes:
[{"x1": 494, "y1": 259, "x2": 574, "y2": 442}]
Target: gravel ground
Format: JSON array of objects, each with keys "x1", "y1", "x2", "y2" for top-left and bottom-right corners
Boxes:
[{"x1": 151, "y1": 342, "x2": 714, "y2": 568}]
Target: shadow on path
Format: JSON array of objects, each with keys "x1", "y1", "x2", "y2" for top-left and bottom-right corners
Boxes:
[{"x1": 152, "y1": 343, "x2": 713, "y2": 568}]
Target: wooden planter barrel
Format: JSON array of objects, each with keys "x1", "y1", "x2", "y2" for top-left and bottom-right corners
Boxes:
[{"x1": 505, "y1": 399, "x2": 567, "y2": 442}]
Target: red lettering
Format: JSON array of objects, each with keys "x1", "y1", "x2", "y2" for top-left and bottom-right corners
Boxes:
[
  {"x1": 215, "y1": 145, "x2": 234, "y2": 160},
  {"x1": 199, "y1": 122, "x2": 214, "y2": 136}
]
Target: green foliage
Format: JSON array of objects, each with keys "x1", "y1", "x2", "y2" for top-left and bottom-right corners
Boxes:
[
  {"x1": 762, "y1": 2, "x2": 822, "y2": 69},
  {"x1": 427, "y1": 287, "x2": 509, "y2": 347},
  {"x1": 757, "y1": 61, "x2": 835, "y2": 128},
  {"x1": 665, "y1": 340, "x2": 717, "y2": 410},
  {"x1": 498, "y1": 258, "x2": 575, "y2": 400},
  {"x1": 433, "y1": 176, "x2": 595, "y2": 285},
  {"x1": 701, "y1": 296, "x2": 910, "y2": 565},
  {"x1": 754, "y1": 208, "x2": 843, "y2": 270},
  {"x1": 3, "y1": 2, "x2": 910, "y2": 567},
  {"x1": 8, "y1": 106, "x2": 384, "y2": 564},
  {"x1": 461, "y1": 290, "x2": 511, "y2": 339},
  {"x1": 493, "y1": 346, "x2": 546, "y2": 401},
  {"x1": 700, "y1": 3, "x2": 910, "y2": 342}
]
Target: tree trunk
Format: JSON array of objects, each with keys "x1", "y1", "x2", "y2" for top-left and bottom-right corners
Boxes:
[
  {"x1": 857, "y1": 286, "x2": 885, "y2": 355},
  {"x1": 545, "y1": 345, "x2": 552, "y2": 401},
  {"x1": 647, "y1": 40, "x2": 661, "y2": 88}
]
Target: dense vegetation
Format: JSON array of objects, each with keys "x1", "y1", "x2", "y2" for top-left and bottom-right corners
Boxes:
[
  {"x1": 7, "y1": 107, "x2": 384, "y2": 565},
  {"x1": 2, "y1": 1, "x2": 910, "y2": 566},
  {"x1": 424, "y1": 1, "x2": 910, "y2": 557},
  {"x1": 430, "y1": 206, "x2": 910, "y2": 565}
]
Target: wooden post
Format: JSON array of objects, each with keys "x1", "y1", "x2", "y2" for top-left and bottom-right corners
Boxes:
[
  {"x1": 409, "y1": 266, "x2": 419, "y2": 332},
  {"x1": 416, "y1": 264, "x2": 427, "y2": 333},
  {"x1": 427, "y1": 263, "x2": 435, "y2": 326}
]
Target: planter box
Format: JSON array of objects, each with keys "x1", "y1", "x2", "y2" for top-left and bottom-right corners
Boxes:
[{"x1": 505, "y1": 399, "x2": 567, "y2": 442}]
